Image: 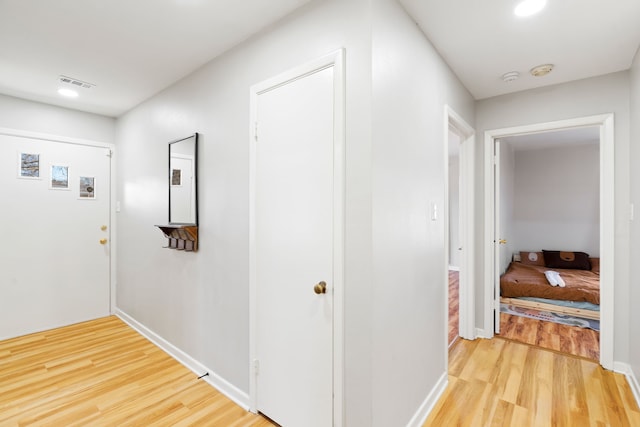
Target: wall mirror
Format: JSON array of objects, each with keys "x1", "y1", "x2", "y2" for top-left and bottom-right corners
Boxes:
[{"x1": 169, "y1": 133, "x2": 198, "y2": 225}]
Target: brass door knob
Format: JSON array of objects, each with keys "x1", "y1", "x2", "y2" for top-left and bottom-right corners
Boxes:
[
  {"x1": 99, "y1": 238, "x2": 108, "y2": 245},
  {"x1": 313, "y1": 281, "x2": 327, "y2": 294}
]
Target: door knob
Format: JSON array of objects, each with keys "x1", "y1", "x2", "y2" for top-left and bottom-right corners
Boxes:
[
  {"x1": 499, "y1": 239, "x2": 507, "y2": 244},
  {"x1": 99, "y1": 238, "x2": 108, "y2": 245},
  {"x1": 313, "y1": 281, "x2": 327, "y2": 294}
]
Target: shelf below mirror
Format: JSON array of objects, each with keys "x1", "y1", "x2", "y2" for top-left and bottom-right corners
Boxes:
[{"x1": 155, "y1": 225, "x2": 198, "y2": 252}]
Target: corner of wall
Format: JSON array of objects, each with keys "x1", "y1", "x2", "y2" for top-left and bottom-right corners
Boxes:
[
  {"x1": 405, "y1": 372, "x2": 448, "y2": 427},
  {"x1": 115, "y1": 308, "x2": 250, "y2": 410},
  {"x1": 614, "y1": 362, "x2": 640, "y2": 410}
]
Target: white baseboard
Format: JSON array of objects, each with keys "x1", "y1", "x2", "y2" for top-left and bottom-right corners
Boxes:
[
  {"x1": 115, "y1": 308, "x2": 250, "y2": 410},
  {"x1": 475, "y1": 327, "x2": 492, "y2": 339},
  {"x1": 406, "y1": 372, "x2": 448, "y2": 427},
  {"x1": 614, "y1": 361, "x2": 640, "y2": 409}
]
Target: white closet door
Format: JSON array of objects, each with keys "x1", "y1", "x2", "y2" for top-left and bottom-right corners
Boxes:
[{"x1": 254, "y1": 65, "x2": 335, "y2": 427}]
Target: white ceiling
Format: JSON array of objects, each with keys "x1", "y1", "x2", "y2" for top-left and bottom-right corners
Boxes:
[
  {"x1": 399, "y1": 0, "x2": 640, "y2": 100},
  {"x1": 0, "y1": 0, "x2": 313, "y2": 117},
  {"x1": 1, "y1": 0, "x2": 639, "y2": 117}
]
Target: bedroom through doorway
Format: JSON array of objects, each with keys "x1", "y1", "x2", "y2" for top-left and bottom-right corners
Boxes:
[{"x1": 491, "y1": 125, "x2": 603, "y2": 362}]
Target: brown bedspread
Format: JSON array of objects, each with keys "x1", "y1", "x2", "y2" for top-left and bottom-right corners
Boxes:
[{"x1": 500, "y1": 262, "x2": 600, "y2": 305}]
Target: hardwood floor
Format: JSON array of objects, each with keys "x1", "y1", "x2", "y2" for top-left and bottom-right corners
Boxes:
[
  {"x1": 425, "y1": 337, "x2": 640, "y2": 426},
  {"x1": 500, "y1": 312, "x2": 600, "y2": 361},
  {"x1": 0, "y1": 313, "x2": 620, "y2": 426},
  {"x1": 0, "y1": 316, "x2": 275, "y2": 426},
  {"x1": 449, "y1": 268, "x2": 599, "y2": 361},
  {"x1": 448, "y1": 269, "x2": 459, "y2": 346}
]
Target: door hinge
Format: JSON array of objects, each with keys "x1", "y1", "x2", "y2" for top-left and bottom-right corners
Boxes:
[
  {"x1": 254, "y1": 122, "x2": 258, "y2": 141},
  {"x1": 106, "y1": 148, "x2": 113, "y2": 158},
  {"x1": 253, "y1": 359, "x2": 260, "y2": 375}
]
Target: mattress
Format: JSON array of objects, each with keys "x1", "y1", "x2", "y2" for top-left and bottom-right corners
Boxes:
[{"x1": 500, "y1": 261, "x2": 600, "y2": 305}]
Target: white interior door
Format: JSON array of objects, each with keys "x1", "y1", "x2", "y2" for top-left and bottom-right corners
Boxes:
[
  {"x1": 493, "y1": 139, "x2": 502, "y2": 334},
  {"x1": 253, "y1": 65, "x2": 335, "y2": 426},
  {"x1": 0, "y1": 134, "x2": 111, "y2": 340}
]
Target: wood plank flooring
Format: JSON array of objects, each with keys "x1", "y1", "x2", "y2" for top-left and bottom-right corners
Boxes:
[
  {"x1": 1, "y1": 313, "x2": 624, "y2": 426},
  {"x1": 448, "y1": 268, "x2": 599, "y2": 361},
  {"x1": 500, "y1": 311, "x2": 600, "y2": 361},
  {"x1": 0, "y1": 316, "x2": 275, "y2": 426},
  {"x1": 425, "y1": 337, "x2": 640, "y2": 426},
  {"x1": 448, "y1": 270, "x2": 459, "y2": 346}
]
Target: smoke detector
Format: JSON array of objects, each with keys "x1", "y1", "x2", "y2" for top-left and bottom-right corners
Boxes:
[
  {"x1": 530, "y1": 64, "x2": 554, "y2": 77},
  {"x1": 502, "y1": 71, "x2": 520, "y2": 83}
]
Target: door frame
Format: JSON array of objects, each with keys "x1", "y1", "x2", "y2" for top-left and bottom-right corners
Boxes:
[
  {"x1": 483, "y1": 113, "x2": 614, "y2": 369},
  {"x1": 0, "y1": 126, "x2": 116, "y2": 312},
  {"x1": 443, "y1": 106, "x2": 475, "y2": 343},
  {"x1": 248, "y1": 49, "x2": 345, "y2": 425}
]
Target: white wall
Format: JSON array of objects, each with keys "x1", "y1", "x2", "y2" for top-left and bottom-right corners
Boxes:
[
  {"x1": 0, "y1": 94, "x2": 115, "y2": 143},
  {"x1": 512, "y1": 144, "x2": 600, "y2": 256},
  {"x1": 371, "y1": 0, "x2": 474, "y2": 425},
  {"x1": 629, "y1": 48, "x2": 640, "y2": 389},
  {"x1": 115, "y1": 0, "x2": 375, "y2": 424},
  {"x1": 475, "y1": 71, "x2": 631, "y2": 362},
  {"x1": 116, "y1": 0, "x2": 475, "y2": 424}
]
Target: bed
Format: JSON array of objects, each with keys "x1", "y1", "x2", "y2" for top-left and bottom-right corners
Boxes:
[{"x1": 500, "y1": 250, "x2": 600, "y2": 320}]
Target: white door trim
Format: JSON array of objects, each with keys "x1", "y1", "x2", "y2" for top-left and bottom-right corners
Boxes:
[
  {"x1": 483, "y1": 113, "x2": 614, "y2": 369},
  {"x1": 248, "y1": 49, "x2": 345, "y2": 426},
  {"x1": 444, "y1": 106, "x2": 475, "y2": 344}
]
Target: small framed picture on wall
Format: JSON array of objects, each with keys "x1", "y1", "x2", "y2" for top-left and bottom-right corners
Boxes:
[
  {"x1": 50, "y1": 165, "x2": 70, "y2": 190},
  {"x1": 79, "y1": 176, "x2": 96, "y2": 199},
  {"x1": 18, "y1": 152, "x2": 41, "y2": 179},
  {"x1": 171, "y1": 168, "x2": 182, "y2": 186}
]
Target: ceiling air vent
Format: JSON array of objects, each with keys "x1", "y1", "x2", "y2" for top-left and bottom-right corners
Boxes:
[{"x1": 59, "y1": 75, "x2": 95, "y2": 89}]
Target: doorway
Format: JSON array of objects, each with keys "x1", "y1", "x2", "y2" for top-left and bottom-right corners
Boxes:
[
  {"x1": 444, "y1": 106, "x2": 475, "y2": 349},
  {"x1": 0, "y1": 129, "x2": 113, "y2": 340},
  {"x1": 484, "y1": 114, "x2": 615, "y2": 369},
  {"x1": 249, "y1": 50, "x2": 345, "y2": 427}
]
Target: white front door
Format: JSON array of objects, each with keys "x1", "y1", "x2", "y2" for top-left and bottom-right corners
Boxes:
[
  {"x1": 0, "y1": 133, "x2": 111, "y2": 339},
  {"x1": 251, "y1": 60, "x2": 339, "y2": 426}
]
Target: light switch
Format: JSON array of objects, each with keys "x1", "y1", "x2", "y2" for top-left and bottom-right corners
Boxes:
[{"x1": 430, "y1": 202, "x2": 438, "y2": 221}]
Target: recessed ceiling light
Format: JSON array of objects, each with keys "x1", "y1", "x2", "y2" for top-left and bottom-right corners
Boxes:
[
  {"x1": 58, "y1": 88, "x2": 79, "y2": 98},
  {"x1": 514, "y1": 0, "x2": 546, "y2": 17},
  {"x1": 530, "y1": 64, "x2": 554, "y2": 77},
  {"x1": 502, "y1": 71, "x2": 520, "y2": 83}
]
